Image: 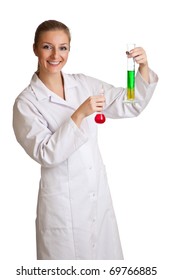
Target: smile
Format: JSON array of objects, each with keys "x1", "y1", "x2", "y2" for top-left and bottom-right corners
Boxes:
[{"x1": 48, "y1": 61, "x2": 61, "y2": 65}]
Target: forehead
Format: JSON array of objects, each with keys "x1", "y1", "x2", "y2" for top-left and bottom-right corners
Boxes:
[{"x1": 39, "y1": 30, "x2": 69, "y2": 44}]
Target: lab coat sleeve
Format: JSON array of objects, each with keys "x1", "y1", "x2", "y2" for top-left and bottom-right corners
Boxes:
[
  {"x1": 13, "y1": 99, "x2": 88, "y2": 168},
  {"x1": 103, "y1": 68, "x2": 158, "y2": 118}
]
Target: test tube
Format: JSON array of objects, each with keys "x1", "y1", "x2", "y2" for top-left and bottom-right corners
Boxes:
[
  {"x1": 94, "y1": 87, "x2": 106, "y2": 124},
  {"x1": 127, "y1": 43, "x2": 135, "y2": 101}
]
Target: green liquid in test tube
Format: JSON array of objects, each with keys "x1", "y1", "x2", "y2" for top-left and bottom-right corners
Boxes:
[{"x1": 127, "y1": 43, "x2": 135, "y2": 101}]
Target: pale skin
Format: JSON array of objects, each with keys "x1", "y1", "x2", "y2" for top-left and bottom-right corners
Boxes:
[
  {"x1": 34, "y1": 30, "x2": 150, "y2": 128},
  {"x1": 126, "y1": 48, "x2": 149, "y2": 84}
]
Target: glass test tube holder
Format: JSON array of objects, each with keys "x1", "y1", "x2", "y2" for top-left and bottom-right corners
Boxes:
[{"x1": 123, "y1": 44, "x2": 138, "y2": 104}]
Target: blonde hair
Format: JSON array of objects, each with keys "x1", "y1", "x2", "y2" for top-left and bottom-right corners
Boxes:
[{"x1": 34, "y1": 19, "x2": 71, "y2": 47}]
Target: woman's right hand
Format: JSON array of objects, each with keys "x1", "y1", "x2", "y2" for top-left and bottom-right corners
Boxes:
[{"x1": 71, "y1": 95, "x2": 105, "y2": 127}]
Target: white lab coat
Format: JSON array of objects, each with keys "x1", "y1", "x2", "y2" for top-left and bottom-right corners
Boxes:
[{"x1": 13, "y1": 69, "x2": 158, "y2": 260}]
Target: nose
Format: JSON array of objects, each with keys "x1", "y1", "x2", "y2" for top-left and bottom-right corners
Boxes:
[{"x1": 51, "y1": 48, "x2": 61, "y2": 59}]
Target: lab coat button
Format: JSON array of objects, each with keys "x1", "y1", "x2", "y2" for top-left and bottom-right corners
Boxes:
[
  {"x1": 89, "y1": 166, "x2": 92, "y2": 170},
  {"x1": 89, "y1": 192, "x2": 97, "y2": 201}
]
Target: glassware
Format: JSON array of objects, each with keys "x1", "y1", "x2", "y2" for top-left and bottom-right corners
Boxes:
[
  {"x1": 124, "y1": 43, "x2": 138, "y2": 103},
  {"x1": 94, "y1": 87, "x2": 106, "y2": 124}
]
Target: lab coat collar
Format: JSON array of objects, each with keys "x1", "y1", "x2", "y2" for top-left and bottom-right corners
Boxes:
[
  {"x1": 62, "y1": 72, "x2": 78, "y2": 89},
  {"x1": 30, "y1": 72, "x2": 78, "y2": 106}
]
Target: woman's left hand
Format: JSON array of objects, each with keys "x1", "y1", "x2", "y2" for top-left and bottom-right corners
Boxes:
[
  {"x1": 126, "y1": 47, "x2": 148, "y2": 67},
  {"x1": 126, "y1": 47, "x2": 149, "y2": 83}
]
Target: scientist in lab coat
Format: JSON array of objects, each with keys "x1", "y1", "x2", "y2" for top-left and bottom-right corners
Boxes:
[{"x1": 13, "y1": 20, "x2": 158, "y2": 260}]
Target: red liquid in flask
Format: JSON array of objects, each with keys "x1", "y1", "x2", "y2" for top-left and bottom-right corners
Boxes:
[{"x1": 95, "y1": 113, "x2": 106, "y2": 124}]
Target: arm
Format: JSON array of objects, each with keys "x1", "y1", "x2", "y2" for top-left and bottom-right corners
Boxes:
[
  {"x1": 76, "y1": 53, "x2": 158, "y2": 121},
  {"x1": 103, "y1": 47, "x2": 158, "y2": 118},
  {"x1": 13, "y1": 98, "x2": 89, "y2": 168},
  {"x1": 102, "y1": 67, "x2": 158, "y2": 119}
]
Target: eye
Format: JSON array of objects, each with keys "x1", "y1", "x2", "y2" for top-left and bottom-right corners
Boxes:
[
  {"x1": 59, "y1": 46, "x2": 68, "y2": 51},
  {"x1": 42, "y1": 44, "x2": 52, "y2": 50}
]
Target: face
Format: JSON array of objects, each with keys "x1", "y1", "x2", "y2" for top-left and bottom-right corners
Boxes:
[{"x1": 34, "y1": 30, "x2": 70, "y2": 75}]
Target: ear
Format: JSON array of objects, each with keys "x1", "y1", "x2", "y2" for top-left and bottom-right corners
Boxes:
[{"x1": 33, "y1": 44, "x2": 38, "y2": 57}]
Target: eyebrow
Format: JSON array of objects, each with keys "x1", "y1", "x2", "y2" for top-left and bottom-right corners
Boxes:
[{"x1": 42, "y1": 42, "x2": 69, "y2": 45}]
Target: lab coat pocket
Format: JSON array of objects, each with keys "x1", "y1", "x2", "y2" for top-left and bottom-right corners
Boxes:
[{"x1": 37, "y1": 192, "x2": 68, "y2": 231}]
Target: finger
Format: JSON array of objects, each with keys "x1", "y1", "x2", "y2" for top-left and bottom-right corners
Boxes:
[
  {"x1": 95, "y1": 101, "x2": 105, "y2": 107},
  {"x1": 95, "y1": 98, "x2": 105, "y2": 104},
  {"x1": 88, "y1": 97, "x2": 105, "y2": 110},
  {"x1": 95, "y1": 95, "x2": 105, "y2": 100},
  {"x1": 134, "y1": 55, "x2": 147, "y2": 65},
  {"x1": 132, "y1": 47, "x2": 144, "y2": 54},
  {"x1": 126, "y1": 47, "x2": 141, "y2": 55},
  {"x1": 129, "y1": 47, "x2": 145, "y2": 55},
  {"x1": 95, "y1": 108, "x2": 103, "y2": 112},
  {"x1": 134, "y1": 54, "x2": 145, "y2": 61},
  {"x1": 129, "y1": 50, "x2": 146, "y2": 61}
]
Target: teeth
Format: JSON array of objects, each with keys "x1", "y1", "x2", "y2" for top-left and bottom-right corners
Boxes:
[{"x1": 49, "y1": 61, "x2": 60, "y2": 65}]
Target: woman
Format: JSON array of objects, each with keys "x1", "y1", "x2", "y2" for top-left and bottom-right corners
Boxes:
[{"x1": 13, "y1": 20, "x2": 158, "y2": 260}]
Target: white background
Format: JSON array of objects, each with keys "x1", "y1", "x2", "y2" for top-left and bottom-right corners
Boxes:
[{"x1": 0, "y1": 0, "x2": 172, "y2": 279}]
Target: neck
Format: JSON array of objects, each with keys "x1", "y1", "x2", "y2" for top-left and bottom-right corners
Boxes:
[
  {"x1": 37, "y1": 71, "x2": 65, "y2": 99},
  {"x1": 38, "y1": 70, "x2": 62, "y2": 85}
]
